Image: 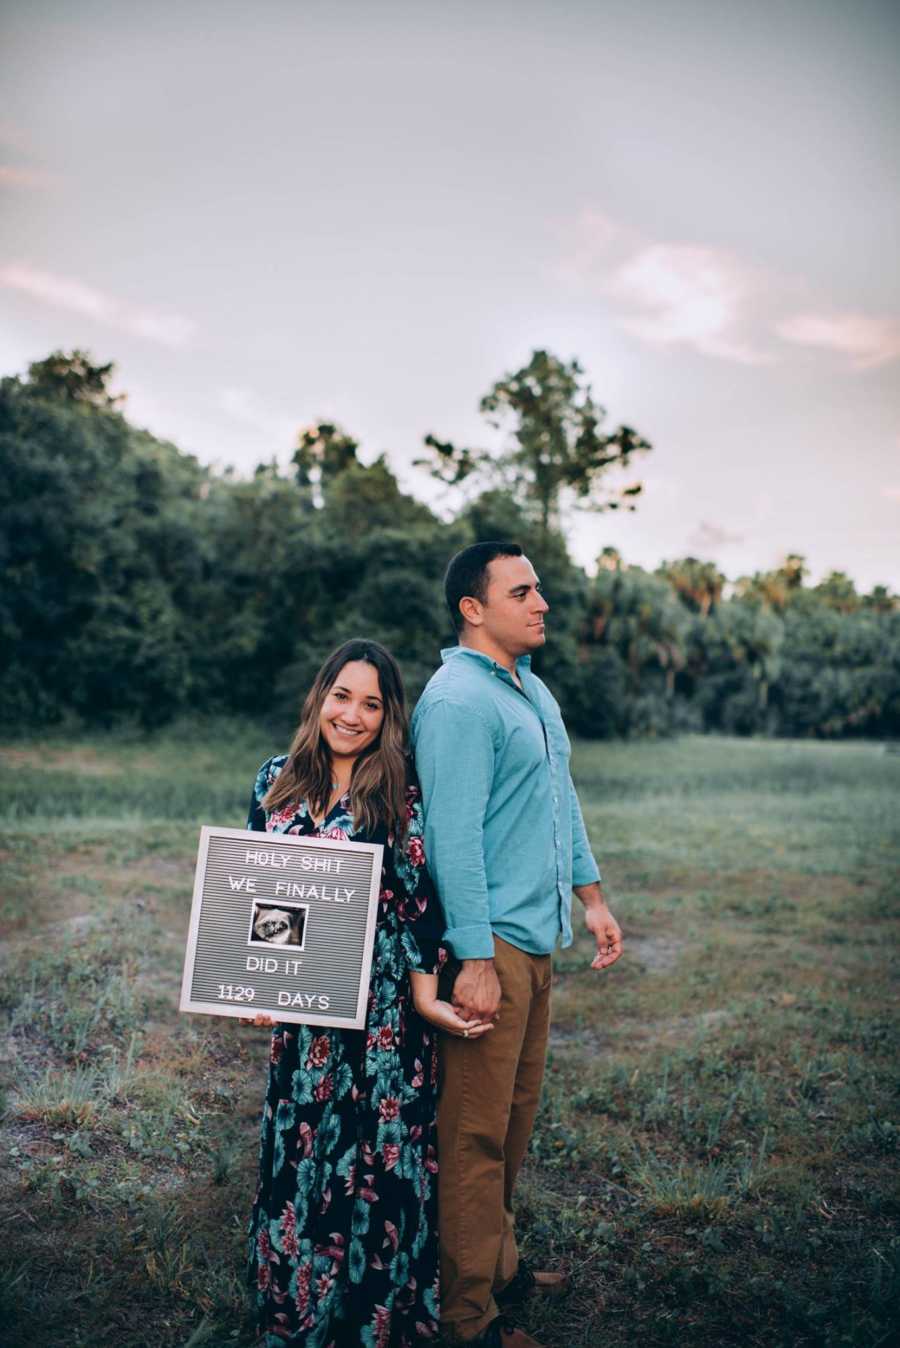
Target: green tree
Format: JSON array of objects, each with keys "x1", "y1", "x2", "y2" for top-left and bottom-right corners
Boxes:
[
  {"x1": 580, "y1": 564, "x2": 690, "y2": 735},
  {"x1": 812, "y1": 571, "x2": 861, "y2": 613},
  {"x1": 734, "y1": 554, "x2": 808, "y2": 613},
  {"x1": 321, "y1": 455, "x2": 439, "y2": 534},
  {"x1": 0, "y1": 355, "x2": 206, "y2": 726},
  {"x1": 292, "y1": 421, "x2": 359, "y2": 506},
  {"x1": 24, "y1": 349, "x2": 123, "y2": 408},
  {"x1": 657, "y1": 557, "x2": 725, "y2": 616},
  {"x1": 417, "y1": 349, "x2": 651, "y2": 537},
  {"x1": 688, "y1": 601, "x2": 784, "y2": 734}
]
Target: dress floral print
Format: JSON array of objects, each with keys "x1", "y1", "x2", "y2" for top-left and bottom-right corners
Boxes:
[{"x1": 246, "y1": 755, "x2": 445, "y2": 1348}]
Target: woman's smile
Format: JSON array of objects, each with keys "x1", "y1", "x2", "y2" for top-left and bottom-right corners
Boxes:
[{"x1": 318, "y1": 660, "x2": 385, "y2": 759}]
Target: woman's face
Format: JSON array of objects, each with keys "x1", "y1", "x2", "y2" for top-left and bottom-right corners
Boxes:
[{"x1": 319, "y1": 660, "x2": 385, "y2": 764}]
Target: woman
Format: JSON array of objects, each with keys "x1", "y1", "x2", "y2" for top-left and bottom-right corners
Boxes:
[{"x1": 245, "y1": 639, "x2": 491, "y2": 1348}]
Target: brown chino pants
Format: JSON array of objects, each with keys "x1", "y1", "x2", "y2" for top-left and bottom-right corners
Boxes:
[{"x1": 437, "y1": 935, "x2": 552, "y2": 1342}]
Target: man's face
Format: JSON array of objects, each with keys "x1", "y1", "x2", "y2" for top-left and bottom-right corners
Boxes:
[{"x1": 476, "y1": 554, "x2": 549, "y2": 657}]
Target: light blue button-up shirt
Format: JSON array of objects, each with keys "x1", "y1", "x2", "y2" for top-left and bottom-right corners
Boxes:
[{"x1": 410, "y1": 645, "x2": 601, "y2": 959}]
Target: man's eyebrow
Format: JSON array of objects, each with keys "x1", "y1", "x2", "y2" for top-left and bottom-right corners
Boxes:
[{"x1": 508, "y1": 580, "x2": 541, "y2": 594}]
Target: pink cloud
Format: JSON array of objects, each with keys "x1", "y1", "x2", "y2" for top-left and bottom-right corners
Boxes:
[
  {"x1": 775, "y1": 313, "x2": 900, "y2": 369},
  {"x1": 556, "y1": 210, "x2": 773, "y2": 365},
  {"x1": 558, "y1": 208, "x2": 899, "y2": 373},
  {"x1": 611, "y1": 244, "x2": 772, "y2": 365},
  {"x1": 0, "y1": 165, "x2": 58, "y2": 189},
  {"x1": 0, "y1": 263, "x2": 196, "y2": 349}
]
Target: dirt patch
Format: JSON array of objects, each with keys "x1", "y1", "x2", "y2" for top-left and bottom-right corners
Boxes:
[
  {"x1": 62, "y1": 913, "x2": 103, "y2": 936},
  {"x1": 0, "y1": 745, "x2": 119, "y2": 776},
  {"x1": 0, "y1": 845, "x2": 194, "y2": 943},
  {"x1": 632, "y1": 1006, "x2": 736, "y2": 1044},
  {"x1": 549, "y1": 1022, "x2": 617, "y2": 1051},
  {"x1": 626, "y1": 934, "x2": 687, "y2": 973},
  {"x1": 549, "y1": 1005, "x2": 735, "y2": 1055},
  {"x1": 641, "y1": 869, "x2": 869, "y2": 906}
]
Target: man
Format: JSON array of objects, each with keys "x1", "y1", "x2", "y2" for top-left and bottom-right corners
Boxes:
[{"x1": 411, "y1": 541, "x2": 623, "y2": 1348}]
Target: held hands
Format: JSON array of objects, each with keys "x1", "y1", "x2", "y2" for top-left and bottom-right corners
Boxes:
[
  {"x1": 239, "y1": 999, "x2": 492, "y2": 1041},
  {"x1": 450, "y1": 958, "x2": 502, "y2": 1022},
  {"x1": 409, "y1": 967, "x2": 497, "y2": 1039},
  {"x1": 414, "y1": 995, "x2": 495, "y2": 1039}
]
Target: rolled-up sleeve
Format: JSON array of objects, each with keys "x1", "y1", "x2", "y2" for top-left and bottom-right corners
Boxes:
[
  {"x1": 412, "y1": 698, "x2": 496, "y2": 959},
  {"x1": 569, "y1": 771, "x2": 601, "y2": 887}
]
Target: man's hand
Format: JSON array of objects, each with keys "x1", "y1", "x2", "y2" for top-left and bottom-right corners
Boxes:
[
  {"x1": 574, "y1": 882, "x2": 623, "y2": 971},
  {"x1": 451, "y1": 958, "x2": 502, "y2": 1021}
]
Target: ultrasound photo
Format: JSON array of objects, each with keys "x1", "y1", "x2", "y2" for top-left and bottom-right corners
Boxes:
[{"x1": 248, "y1": 901, "x2": 308, "y2": 948}]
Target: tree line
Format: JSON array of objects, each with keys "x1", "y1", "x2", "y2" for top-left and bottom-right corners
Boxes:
[{"x1": 2, "y1": 350, "x2": 898, "y2": 739}]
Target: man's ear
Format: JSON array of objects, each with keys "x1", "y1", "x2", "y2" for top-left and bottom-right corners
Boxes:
[{"x1": 458, "y1": 595, "x2": 483, "y2": 628}]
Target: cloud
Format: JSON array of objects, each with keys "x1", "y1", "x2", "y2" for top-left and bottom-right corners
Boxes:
[
  {"x1": 559, "y1": 208, "x2": 898, "y2": 372},
  {"x1": 611, "y1": 244, "x2": 772, "y2": 365},
  {"x1": 0, "y1": 165, "x2": 57, "y2": 189},
  {"x1": 882, "y1": 486, "x2": 900, "y2": 503},
  {"x1": 558, "y1": 210, "x2": 772, "y2": 365},
  {"x1": 775, "y1": 313, "x2": 900, "y2": 369},
  {"x1": 0, "y1": 263, "x2": 196, "y2": 348},
  {"x1": 687, "y1": 520, "x2": 745, "y2": 552}
]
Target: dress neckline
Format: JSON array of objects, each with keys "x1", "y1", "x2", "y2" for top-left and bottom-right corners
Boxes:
[{"x1": 310, "y1": 790, "x2": 352, "y2": 832}]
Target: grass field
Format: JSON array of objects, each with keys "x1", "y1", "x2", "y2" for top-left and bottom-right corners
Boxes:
[{"x1": 1, "y1": 726, "x2": 898, "y2": 1348}]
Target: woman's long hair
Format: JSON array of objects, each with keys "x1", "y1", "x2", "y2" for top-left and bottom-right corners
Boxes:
[{"x1": 262, "y1": 639, "x2": 409, "y2": 838}]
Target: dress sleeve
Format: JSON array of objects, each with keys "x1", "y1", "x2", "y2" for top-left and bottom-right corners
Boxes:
[
  {"x1": 246, "y1": 757, "x2": 274, "y2": 832},
  {"x1": 390, "y1": 785, "x2": 447, "y2": 975}
]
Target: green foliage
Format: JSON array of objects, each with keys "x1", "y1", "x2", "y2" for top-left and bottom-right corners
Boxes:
[
  {"x1": 0, "y1": 364, "x2": 207, "y2": 727},
  {"x1": 291, "y1": 419, "x2": 358, "y2": 504},
  {"x1": 25, "y1": 349, "x2": 123, "y2": 408},
  {"x1": 417, "y1": 348, "x2": 652, "y2": 534},
  {"x1": 1, "y1": 348, "x2": 898, "y2": 741}
]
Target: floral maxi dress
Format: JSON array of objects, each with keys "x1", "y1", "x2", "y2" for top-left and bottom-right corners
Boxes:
[{"x1": 246, "y1": 756, "x2": 444, "y2": 1348}]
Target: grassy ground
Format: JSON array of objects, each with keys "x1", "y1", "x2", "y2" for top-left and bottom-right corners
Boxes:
[{"x1": 0, "y1": 726, "x2": 898, "y2": 1347}]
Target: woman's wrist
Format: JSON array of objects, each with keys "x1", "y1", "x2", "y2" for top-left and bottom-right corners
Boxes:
[{"x1": 409, "y1": 969, "x2": 438, "y2": 1012}]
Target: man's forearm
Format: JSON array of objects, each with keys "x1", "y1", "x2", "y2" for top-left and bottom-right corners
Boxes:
[{"x1": 574, "y1": 880, "x2": 608, "y2": 910}]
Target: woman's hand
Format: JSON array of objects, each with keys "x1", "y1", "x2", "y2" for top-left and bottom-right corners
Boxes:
[
  {"x1": 238, "y1": 1013, "x2": 276, "y2": 1028},
  {"x1": 408, "y1": 971, "x2": 492, "y2": 1038},
  {"x1": 415, "y1": 996, "x2": 494, "y2": 1039}
]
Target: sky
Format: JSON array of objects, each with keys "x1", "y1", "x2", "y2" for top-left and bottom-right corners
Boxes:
[{"x1": 2, "y1": 0, "x2": 899, "y2": 589}]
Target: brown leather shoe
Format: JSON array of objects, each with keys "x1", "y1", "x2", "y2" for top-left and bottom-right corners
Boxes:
[
  {"x1": 469, "y1": 1316, "x2": 546, "y2": 1348},
  {"x1": 495, "y1": 1260, "x2": 569, "y2": 1307}
]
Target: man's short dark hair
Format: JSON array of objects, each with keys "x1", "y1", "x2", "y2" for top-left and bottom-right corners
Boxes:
[{"x1": 444, "y1": 541, "x2": 523, "y2": 632}]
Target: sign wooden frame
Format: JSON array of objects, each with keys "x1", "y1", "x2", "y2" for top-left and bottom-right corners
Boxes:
[{"x1": 180, "y1": 826, "x2": 383, "y2": 1029}]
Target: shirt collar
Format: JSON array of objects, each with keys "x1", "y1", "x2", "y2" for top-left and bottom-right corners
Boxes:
[{"x1": 441, "y1": 645, "x2": 532, "y2": 676}]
